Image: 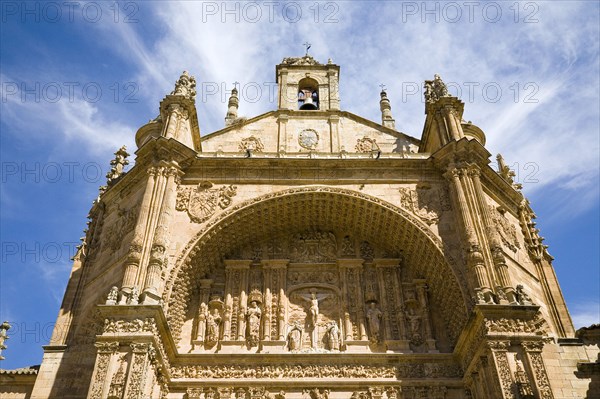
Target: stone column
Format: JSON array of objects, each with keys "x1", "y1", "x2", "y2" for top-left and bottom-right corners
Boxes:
[
  {"x1": 338, "y1": 259, "x2": 366, "y2": 343},
  {"x1": 262, "y1": 266, "x2": 273, "y2": 342},
  {"x1": 142, "y1": 166, "x2": 181, "y2": 304},
  {"x1": 277, "y1": 114, "x2": 289, "y2": 154},
  {"x1": 87, "y1": 341, "x2": 119, "y2": 399},
  {"x1": 521, "y1": 341, "x2": 554, "y2": 399},
  {"x1": 445, "y1": 166, "x2": 491, "y2": 293},
  {"x1": 120, "y1": 167, "x2": 158, "y2": 303},
  {"x1": 469, "y1": 167, "x2": 516, "y2": 301}
]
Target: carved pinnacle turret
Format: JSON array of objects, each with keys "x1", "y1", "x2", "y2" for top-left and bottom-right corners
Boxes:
[
  {"x1": 170, "y1": 70, "x2": 197, "y2": 100},
  {"x1": 106, "y1": 145, "x2": 130, "y2": 185},
  {"x1": 379, "y1": 89, "x2": 395, "y2": 130}
]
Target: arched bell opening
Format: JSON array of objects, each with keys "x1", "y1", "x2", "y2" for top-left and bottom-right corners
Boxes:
[
  {"x1": 298, "y1": 77, "x2": 319, "y2": 110},
  {"x1": 165, "y1": 187, "x2": 469, "y2": 355}
]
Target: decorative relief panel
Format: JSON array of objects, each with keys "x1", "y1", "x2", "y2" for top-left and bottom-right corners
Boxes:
[
  {"x1": 289, "y1": 231, "x2": 337, "y2": 263},
  {"x1": 355, "y1": 137, "x2": 379, "y2": 153},
  {"x1": 176, "y1": 182, "x2": 238, "y2": 223},
  {"x1": 489, "y1": 206, "x2": 521, "y2": 252},
  {"x1": 102, "y1": 203, "x2": 140, "y2": 252},
  {"x1": 398, "y1": 186, "x2": 451, "y2": 225}
]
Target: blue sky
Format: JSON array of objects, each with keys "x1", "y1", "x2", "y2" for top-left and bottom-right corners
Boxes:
[{"x1": 1, "y1": 1, "x2": 598, "y2": 369}]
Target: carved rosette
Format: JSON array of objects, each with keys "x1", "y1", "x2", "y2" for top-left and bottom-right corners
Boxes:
[{"x1": 176, "y1": 182, "x2": 238, "y2": 224}]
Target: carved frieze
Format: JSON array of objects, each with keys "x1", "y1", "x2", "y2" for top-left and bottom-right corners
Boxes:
[
  {"x1": 171, "y1": 364, "x2": 395, "y2": 379},
  {"x1": 176, "y1": 182, "x2": 238, "y2": 223},
  {"x1": 103, "y1": 318, "x2": 158, "y2": 334}
]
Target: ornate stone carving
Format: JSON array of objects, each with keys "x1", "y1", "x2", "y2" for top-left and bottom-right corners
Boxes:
[
  {"x1": 289, "y1": 231, "x2": 337, "y2": 263},
  {"x1": 424, "y1": 74, "x2": 450, "y2": 103},
  {"x1": 171, "y1": 71, "x2": 197, "y2": 100},
  {"x1": 484, "y1": 314, "x2": 547, "y2": 335},
  {"x1": 166, "y1": 186, "x2": 467, "y2": 345},
  {"x1": 107, "y1": 353, "x2": 127, "y2": 399},
  {"x1": 105, "y1": 145, "x2": 130, "y2": 185},
  {"x1": 176, "y1": 182, "x2": 238, "y2": 224},
  {"x1": 398, "y1": 186, "x2": 450, "y2": 225},
  {"x1": 103, "y1": 318, "x2": 158, "y2": 334},
  {"x1": 171, "y1": 364, "x2": 397, "y2": 379},
  {"x1": 403, "y1": 386, "x2": 447, "y2": 399},
  {"x1": 515, "y1": 284, "x2": 534, "y2": 305},
  {"x1": 105, "y1": 286, "x2": 119, "y2": 305},
  {"x1": 355, "y1": 137, "x2": 378, "y2": 153},
  {"x1": 239, "y1": 136, "x2": 264, "y2": 153},
  {"x1": 489, "y1": 206, "x2": 521, "y2": 252},
  {"x1": 303, "y1": 388, "x2": 329, "y2": 399},
  {"x1": 103, "y1": 203, "x2": 140, "y2": 251}
]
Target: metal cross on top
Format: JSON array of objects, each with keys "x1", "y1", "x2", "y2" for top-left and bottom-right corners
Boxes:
[
  {"x1": 303, "y1": 42, "x2": 312, "y2": 56},
  {"x1": 232, "y1": 81, "x2": 240, "y2": 90},
  {"x1": 379, "y1": 83, "x2": 387, "y2": 92}
]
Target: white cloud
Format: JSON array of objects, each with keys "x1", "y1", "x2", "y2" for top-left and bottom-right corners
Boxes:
[{"x1": 570, "y1": 302, "x2": 600, "y2": 330}]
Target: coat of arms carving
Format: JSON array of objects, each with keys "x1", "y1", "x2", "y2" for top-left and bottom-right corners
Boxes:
[
  {"x1": 176, "y1": 182, "x2": 237, "y2": 223},
  {"x1": 239, "y1": 136, "x2": 264, "y2": 153},
  {"x1": 490, "y1": 206, "x2": 521, "y2": 252}
]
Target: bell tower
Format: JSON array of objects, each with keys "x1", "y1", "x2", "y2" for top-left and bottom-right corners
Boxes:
[{"x1": 276, "y1": 55, "x2": 340, "y2": 111}]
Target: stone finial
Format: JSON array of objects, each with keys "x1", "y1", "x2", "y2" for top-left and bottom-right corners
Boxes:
[
  {"x1": 170, "y1": 71, "x2": 197, "y2": 100},
  {"x1": 496, "y1": 154, "x2": 522, "y2": 190},
  {"x1": 379, "y1": 88, "x2": 396, "y2": 130},
  {"x1": 0, "y1": 321, "x2": 11, "y2": 360},
  {"x1": 225, "y1": 87, "x2": 239, "y2": 126},
  {"x1": 424, "y1": 74, "x2": 450, "y2": 103},
  {"x1": 106, "y1": 146, "x2": 130, "y2": 185}
]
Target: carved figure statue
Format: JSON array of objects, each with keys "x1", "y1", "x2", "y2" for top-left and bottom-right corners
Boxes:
[
  {"x1": 366, "y1": 301, "x2": 383, "y2": 343},
  {"x1": 128, "y1": 286, "x2": 139, "y2": 305},
  {"x1": 299, "y1": 290, "x2": 330, "y2": 349},
  {"x1": 325, "y1": 321, "x2": 342, "y2": 351},
  {"x1": 106, "y1": 286, "x2": 119, "y2": 305},
  {"x1": 287, "y1": 323, "x2": 303, "y2": 351},
  {"x1": 246, "y1": 300, "x2": 262, "y2": 346},
  {"x1": 516, "y1": 285, "x2": 534, "y2": 305},
  {"x1": 196, "y1": 303, "x2": 208, "y2": 342},
  {"x1": 205, "y1": 307, "x2": 222, "y2": 346}
]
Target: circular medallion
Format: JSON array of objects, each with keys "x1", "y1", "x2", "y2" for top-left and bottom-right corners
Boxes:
[{"x1": 298, "y1": 129, "x2": 319, "y2": 150}]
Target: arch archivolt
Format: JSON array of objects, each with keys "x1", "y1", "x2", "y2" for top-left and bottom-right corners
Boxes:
[{"x1": 164, "y1": 186, "x2": 469, "y2": 353}]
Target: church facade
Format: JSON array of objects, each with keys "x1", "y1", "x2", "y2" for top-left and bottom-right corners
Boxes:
[{"x1": 2, "y1": 56, "x2": 598, "y2": 398}]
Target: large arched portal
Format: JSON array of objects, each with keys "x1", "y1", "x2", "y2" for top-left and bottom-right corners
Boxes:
[{"x1": 165, "y1": 187, "x2": 469, "y2": 355}]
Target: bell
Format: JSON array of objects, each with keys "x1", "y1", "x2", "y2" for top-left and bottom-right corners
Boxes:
[{"x1": 300, "y1": 96, "x2": 318, "y2": 110}]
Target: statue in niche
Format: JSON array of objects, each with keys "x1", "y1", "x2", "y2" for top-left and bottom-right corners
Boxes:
[
  {"x1": 287, "y1": 322, "x2": 304, "y2": 351},
  {"x1": 205, "y1": 297, "x2": 223, "y2": 347},
  {"x1": 406, "y1": 307, "x2": 424, "y2": 346},
  {"x1": 325, "y1": 320, "x2": 342, "y2": 351},
  {"x1": 299, "y1": 290, "x2": 331, "y2": 349},
  {"x1": 366, "y1": 301, "x2": 383, "y2": 343},
  {"x1": 245, "y1": 291, "x2": 262, "y2": 347}
]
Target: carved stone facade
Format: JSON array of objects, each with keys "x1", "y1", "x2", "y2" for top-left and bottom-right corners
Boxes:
[{"x1": 9, "y1": 60, "x2": 597, "y2": 399}]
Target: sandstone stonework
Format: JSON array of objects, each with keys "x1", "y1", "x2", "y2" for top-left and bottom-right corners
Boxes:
[{"x1": 2, "y1": 57, "x2": 598, "y2": 399}]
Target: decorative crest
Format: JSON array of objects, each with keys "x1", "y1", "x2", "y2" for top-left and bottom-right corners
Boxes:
[
  {"x1": 281, "y1": 55, "x2": 322, "y2": 66},
  {"x1": 424, "y1": 74, "x2": 450, "y2": 103},
  {"x1": 170, "y1": 71, "x2": 197, "y2": 100}
]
